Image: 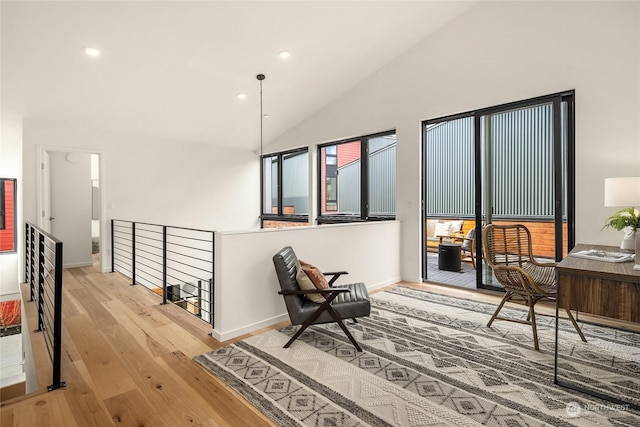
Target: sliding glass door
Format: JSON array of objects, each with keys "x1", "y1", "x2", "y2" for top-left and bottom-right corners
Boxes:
[
  {"x1": 423, "y1": 92, "x2": 574, "y2": 290},
  {"x1": 423, "y1": 117, "x2": 477, "y2": 288}
]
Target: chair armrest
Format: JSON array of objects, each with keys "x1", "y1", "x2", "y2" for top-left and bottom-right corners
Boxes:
[
  {"x1": 450, "y1": 232, "x2": 473, "y2": 242},
  {"x1": 323, "y1": 271, "x2": 349, "y2": 286},
  {"x1": 278, "y1": 288, "x2": 350, "y2": 296},
  {"x1": 531, "y1": 260, "x2": 557, "y2": 268}
]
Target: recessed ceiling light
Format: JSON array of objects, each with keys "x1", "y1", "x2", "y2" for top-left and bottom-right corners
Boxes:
[
  {"x1": 84, "y1": 46, "x2": 100, "y2": 57},
  {"x1": 279, "y1": 51, "x2": 290, "y2": 60},
  {"x1": 236, "y1": 93, "x2": 247, "y2": 100}
]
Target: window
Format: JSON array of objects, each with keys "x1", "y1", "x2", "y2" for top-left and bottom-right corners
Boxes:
[
  {"x1": 0, "y1": 178, "x2": 16, "y2": 253},
  {"x1": 318, "y1": 131, "x2": 396, "y2": 223},
  {"x1": 261, "y1": 148, "x2": 309, "y2": 228}
]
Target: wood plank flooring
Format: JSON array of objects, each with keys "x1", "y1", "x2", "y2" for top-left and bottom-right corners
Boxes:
[
  {"x1": 1, "y1": 264, "x2": 279, "y2": 427},
  {"x1": 2, "y1": 263, "x2": 637, "y2": 426}
]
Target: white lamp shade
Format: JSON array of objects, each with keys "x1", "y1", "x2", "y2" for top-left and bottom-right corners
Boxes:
[{"x1": 604, "y1": 177, "x2": 640, "y2": 207}]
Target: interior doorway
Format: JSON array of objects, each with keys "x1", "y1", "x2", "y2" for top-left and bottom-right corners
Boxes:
[{"x1": 39, "y1": 148, "x2": 102, "y2": 269}]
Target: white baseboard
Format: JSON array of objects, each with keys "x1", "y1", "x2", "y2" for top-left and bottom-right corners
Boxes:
[
  {"x1": 63, "y1": 261, "x2": 93, "y2": 269},
  {"x1": 209, "y1": 278, "x2": 400, "y2": 343},
  {"x1": 211, "y1": 313, "x2": 290, "y2": 342}
]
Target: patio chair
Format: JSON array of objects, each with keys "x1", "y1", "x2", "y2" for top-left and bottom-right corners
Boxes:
[
  {"x1": 272, "y1": 246, "x2": 371, "y2": 351},
  {"x1": 451, "y1": 227, "x2": 476, "y2": 268},
  {"x1": 482, "y1": 224, "x2": 586, "y2": 350}
]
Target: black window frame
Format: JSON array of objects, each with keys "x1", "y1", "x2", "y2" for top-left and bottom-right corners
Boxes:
[
  {"x1": 260, "y1": 147, "x2": 309, "y2": 228},
  {"x1": 317, "y1": 130, "x2": 397, "y2": 224}
]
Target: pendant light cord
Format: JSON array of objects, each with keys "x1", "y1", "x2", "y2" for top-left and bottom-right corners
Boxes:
[
  {"x1": 257, "y1": 74, "x2": 266, "y2": 157},
  {"x1": 257, "y1": 74, "x2": 265, "y2": 226}
]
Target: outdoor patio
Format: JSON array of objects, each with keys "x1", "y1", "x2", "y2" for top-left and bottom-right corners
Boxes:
[{"x1": 425, "y1": 251, "x2": 478, "y2": 289}]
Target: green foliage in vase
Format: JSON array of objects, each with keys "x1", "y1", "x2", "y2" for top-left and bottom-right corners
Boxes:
[{"x1": 602, "y1": 207, "x2": 640, "y2": 232}]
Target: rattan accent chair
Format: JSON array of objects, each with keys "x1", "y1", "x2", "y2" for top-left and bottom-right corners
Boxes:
[{"x1": 482, "y1": 224, "x2": 586, "y2": 350}]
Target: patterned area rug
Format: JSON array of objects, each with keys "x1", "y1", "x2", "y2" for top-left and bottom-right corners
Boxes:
[{"x1": 194, "y1": 286, "x2": 640, "y2": 426}]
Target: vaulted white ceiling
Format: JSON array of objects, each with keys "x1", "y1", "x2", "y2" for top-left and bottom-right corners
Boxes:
[{"x1": 1, "y1": 1, "x2": 477, "y2": 150}]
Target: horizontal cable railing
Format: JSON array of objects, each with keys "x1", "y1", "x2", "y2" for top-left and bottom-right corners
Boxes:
[
  {"x1": 24, "y1": 222, "x2": 65, "y2": 391},
  {"x1": 111, "y1": 220, "x2": 214, "y2": 327}
]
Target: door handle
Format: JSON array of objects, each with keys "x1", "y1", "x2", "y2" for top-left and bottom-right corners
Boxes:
[{"x1": 49, "y1": 217, "x2": 55, "y2": 221}]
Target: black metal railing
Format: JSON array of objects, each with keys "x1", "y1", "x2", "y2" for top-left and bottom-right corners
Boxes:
[
  {"x1": 24, "y1": 222, "x2": 65, "y2": 391},
  {"x1": 111, "y1": 220, "x2": 214, "y2": 327}
]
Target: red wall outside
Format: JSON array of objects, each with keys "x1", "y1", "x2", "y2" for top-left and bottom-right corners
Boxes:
[
  {"x1": 0, "y1": 180, "x2": 15, "y2": 252},
  {"x1": 337, "y1": 140, "x2": 360, "y2": 167}
]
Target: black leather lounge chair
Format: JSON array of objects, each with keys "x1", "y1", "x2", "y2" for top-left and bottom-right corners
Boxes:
[{"x1": 272, "y1": 246, "x2": 371, "y2": 351}]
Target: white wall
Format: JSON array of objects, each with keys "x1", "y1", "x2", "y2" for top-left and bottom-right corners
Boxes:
[
  {"x1": 0, "y1": 114, "x2": 22, "y2": 297},
  {"x1": 266, "y1": 0, "x2": 640, "y2": 282},
  {"x1": 21, "y1": 119, "x2": 261, "y2": 271},
  {"x1": 213, "y1": 221, "x2": 400, "y2": 341}
]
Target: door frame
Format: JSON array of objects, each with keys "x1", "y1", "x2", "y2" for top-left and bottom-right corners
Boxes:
[
  {"x1": 36, "y1": 145, "x2": 107, "y2": 271},
  {"x1": 421, "y1": 90, "x2": 575, "y2": 288}
]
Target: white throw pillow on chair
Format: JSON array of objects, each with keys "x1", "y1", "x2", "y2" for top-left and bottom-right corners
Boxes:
[{"x1": 433, "y1": 222, "x2": 452, "y2": 238}]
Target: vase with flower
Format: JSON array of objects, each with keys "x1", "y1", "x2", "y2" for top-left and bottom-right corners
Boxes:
[{"x1": 602, "y1": 207, "x2": 640, "y2": 252}]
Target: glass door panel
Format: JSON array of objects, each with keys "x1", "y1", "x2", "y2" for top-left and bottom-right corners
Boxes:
[
  {"x1": 481, "y1": 101, "x2": 568, "y2": 290},
  {"x1": 423, "y1": 116, "x2": 476, "y2": 288}
]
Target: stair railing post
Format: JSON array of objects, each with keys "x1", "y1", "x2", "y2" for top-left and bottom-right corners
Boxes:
[
  {"x1": 209, "y1": 278, "x2": 214, "y2": 327},
  {"x1": 131, "y1": 222, "x2": 136, "y2": 285},
  {"x1": 29, "y1": 224, "x2": 36, "y2": 301},
  {"x1": 211, "y1": 232, "x2": 215, "y2": 327},
  {"x1": 25, "y1": 224, "x2": 32, "y2": 300},
  {"x1": 48, "y1": 240, "x2": 65, "y2": 391},
  {"x1": 25, "y1": 223, "x2": 29, "y2": 283},
  {"x1": 36, "y1": 233, "x2": 45, "y2": 332},
  {"x1": 162, "y1": 226, "x2": 167, "y2": 304},
  {"x1": 110, "y1": 219, "x2": 115, "y2": 273},
  {"x1": 196, "y1": 280, "x2": 202, "y2": 318}
]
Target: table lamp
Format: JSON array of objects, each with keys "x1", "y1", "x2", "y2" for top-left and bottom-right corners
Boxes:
[{"x1": 603, "y1": 177, "x2": 640, "y2": 261}]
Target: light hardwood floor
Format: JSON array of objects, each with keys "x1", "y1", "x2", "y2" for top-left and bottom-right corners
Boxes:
[
  {"x1": 1, "y1": 264, "x2": 283, "y2": 426},
  {"x1": 1, "y1": 263, "x2": 636, "y2": 426}
]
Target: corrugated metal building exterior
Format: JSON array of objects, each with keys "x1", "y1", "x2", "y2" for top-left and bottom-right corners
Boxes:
[
  {"x1": 338, "y1": 141, "x2": 396, "y2": 215},
  {"x1": 425, "y1": 103, "x2": 558, "y2": 219},
  {"x1": 265, "y1": 151, "x2": 309, "y2": 215}
]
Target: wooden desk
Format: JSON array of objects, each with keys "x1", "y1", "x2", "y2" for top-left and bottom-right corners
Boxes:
[
  {"x1": 554, "y1": 243, "x2": 640, "y2": 410},
  {"x1": 557, "y1": 244, "x2": 640, "y2": 323}
]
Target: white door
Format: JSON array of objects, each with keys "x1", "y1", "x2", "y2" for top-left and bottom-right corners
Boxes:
[{"x1": 48, "y1": 151, "x2": 93, "y2": 268}]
